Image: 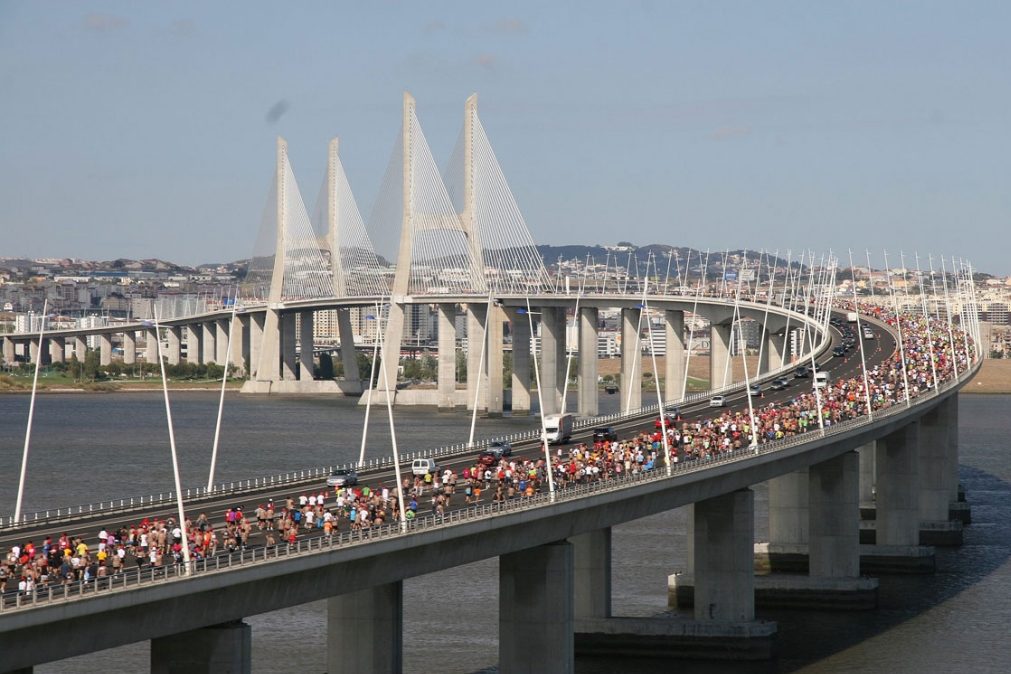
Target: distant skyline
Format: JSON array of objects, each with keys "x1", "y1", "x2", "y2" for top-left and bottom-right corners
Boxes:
[{"x1": 1, "y1": 2, "x2": 1008, "y2": 273}]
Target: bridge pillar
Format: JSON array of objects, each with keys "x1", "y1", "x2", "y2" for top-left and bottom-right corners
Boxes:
[
  {"x1": 150, "y1": 619, "x2": 251, "y2": 674},
  {"x1": 858, "y1": 441, "x2": 876, "y2": 506},
  {"x1": 466, "y1": 303, "x2": 488, "y2": 411},
  {"x1": 809, "y1": 451, "x2": 860, "y2": 578},
  {"x1": 202, "y1": 322, "x2": 216, "y2": 365},
  {"x1": 769, "y1": 470, "x2": 809, "y2": 548},
  {"x1": 941, "y1": 396, "x2": 960, "y2": 504},
  {"x1": 572, "y1": 528, "x2": 611, "y2": 620},
  {"x1": 49, "y1": 336, "x2": 65, "y2": 364},
  {"x1": 2, "y1": 336, "x2": 14, "y2": 364},
  {"x1": 709, "y1": 323, "x2": 732, "y2": 389},
  {"x1": 664, "y1": 309, "x2": 685, "y2": 402},
  {"x1": 578, "y1": 306, "x2": 599, "y2": 417},
  {"x1": 508, "y1": 308, "x2": 531, "y2": 415},
  {"x1": 337, "y1": 307, "x2": 359, "y2": 387},
  {"x1": 248, "y1": 313, "x2": 264, "y2": 378},
  {"x1": 30, "y1": 338, "x2": 49, "y2": 366},
  {"x1": 487, "y1": 304, "x2": 506, "y2": 417},
  {"x1": 875, "y1": 421, "x2": 921, "y2": 546},
  {"x1": 166, "y1": 326, "x2": 182, "y2": 365},
  {"x1": 216, "y1": 319, "x2": 230, "y2": 366},
  {"x1": 767, "y1": 329, "x2": 787, "y2": 373},
  {"x1": 436, "y1": 303, "x2": 457, "y2": 409},
  {"x1": 144, "y1": 328, "x2": 158, "y2": 364},
  {"x1": 327, "y1": 582, "x2": 402, "y2": 674},
  {"x1": 122, "y1": 332, "x2": 136, "y2": 365},
  {"x1": 185, "y1": 324, "x2": 202, "y2": 364},
  {"x1": 72, "y1": 335, "x2": 87, "y2": 362},
  {"x1": 694, "y1": 489, "x2": 754, "y2": 622},
  {"x1": 228, "y1": 315, "x2": 244, "y2": 373},
  {"x1": 620, "y1": 307, "x2": 642, "y2": 413},
  {"x1": 298, "y1": 311, "x2": 314, "y2": 380},
  {"x1": 500, "y1": 540, "x2": 573, "y2": 674},
  {"x1": 539, "y1": 307, "x2": 566, "y2": 416},
  {"x1": 919, "y1": 402, "x2": 951, "y2": 524},
  {"x1": 99, "y1": 333, "x2": 112, "y2": 366},
  {"x1": 280, "y1": 312, "x2": 297, "y2": 380}
]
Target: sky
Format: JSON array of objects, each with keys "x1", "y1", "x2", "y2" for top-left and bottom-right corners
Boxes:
[{"x1": 1, "y1": 1, "x2": 1008, "y2": 273}]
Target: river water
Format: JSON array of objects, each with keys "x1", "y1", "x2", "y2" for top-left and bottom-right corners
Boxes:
[{"x1": 0, "y1": 392, "x2": 1008, "y2": 673}]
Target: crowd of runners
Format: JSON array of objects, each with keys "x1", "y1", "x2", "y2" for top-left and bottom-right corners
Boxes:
[{"x1": 1, "y1": 306, "x2": 976, "y2": 597}]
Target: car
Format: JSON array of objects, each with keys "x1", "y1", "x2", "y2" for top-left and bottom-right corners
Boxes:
[
  {"x1": 654, "y1": 416, "x2": 679, "y2": 430},
  {"x1": 709, "y1": 395, "x2": 726, "y2": 408},
  {"x1": 411, "y1": 458, "x2": 437, "y2": 476},
  {"x1": 488, "y1": 441, "x2": 513, "y2": 458},
  {"x1": 477, "y1": 451, "x2": 499, "y2": 466},
  {"x1": 833, "y1": 346, "x2": 847, "y2": 357},
  {"x1": 748, "y1": 383, "x2": 762, "y2": 396},
  {"x1": 794, "y1": 366, "x2": 810, "y2": 378},
  {"x1": 770, "y1": 377, "x2": 790, "y2": 391},
  {"x1": 863, "y1": 329, "x2": 875, "y2": 340},
  {"x1": 326, "y1": 468, "x2": 358, "y2": 488},
  {"x1": 592, "y1": 427, "x2": 618, "y2": 443}
]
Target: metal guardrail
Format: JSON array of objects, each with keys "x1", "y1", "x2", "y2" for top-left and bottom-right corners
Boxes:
[
  {"x1": 0, "y1": 358, "x2": 978, "y2": 615},
  {"x1": 0, "y1": 302, "x2": 833, "y2": 531}
]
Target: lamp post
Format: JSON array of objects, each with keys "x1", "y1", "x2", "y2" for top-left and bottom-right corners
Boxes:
[{"x1": 517, "y1": 299, "x2": 557, "y2": 501}]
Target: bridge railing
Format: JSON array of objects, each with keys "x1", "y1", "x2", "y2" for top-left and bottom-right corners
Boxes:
[
  {"x1": 0, "y1": 357, "x2": 978, "y2": 615},
  {"x1": 0, "y1": 305, "x2": 832, "y2": 531}
]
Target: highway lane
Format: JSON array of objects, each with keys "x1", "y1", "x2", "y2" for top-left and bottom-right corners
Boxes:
[{"x1": 0, "y1": 312, "x2": 896, "y2": 560}]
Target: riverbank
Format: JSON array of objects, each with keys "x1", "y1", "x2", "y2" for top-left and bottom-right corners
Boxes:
[
  {"x1": 0, "y1": 374, "x2": 244, "y2": 393},
  {"x1": 964, "y1": 359, "x2": 1011, "y2": 394}
]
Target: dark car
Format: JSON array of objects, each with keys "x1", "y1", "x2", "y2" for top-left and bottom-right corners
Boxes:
[
  {"x1": 592, "y1": 427, "x2": 618, "y2": 443},
  {"x1": 794, "y1": 366, "x2": 810, "y2": 378},
  {"x1": 489, "y1": 441, "x2": 513, "y2": 458},
  {"x1": 770, "y1": 377, "x2": 790, "y2": 391},
  {"x1": 477, "y1": 451, "x2": 499, "y2": 466},
  {"x1": 833, "y1": 346, "x2": 847, "y2": 357}
]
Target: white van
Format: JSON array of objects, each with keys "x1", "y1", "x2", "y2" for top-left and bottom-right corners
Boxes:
[
  {"x1": 813, "y1": 371, "x2": 829, "y2": 389},
  {"x1": 411, "y1": 458, "x2": 437, "y2": 476},
  {"x1": 544, "y1": 413, "x2": 574, "y2": 444}
]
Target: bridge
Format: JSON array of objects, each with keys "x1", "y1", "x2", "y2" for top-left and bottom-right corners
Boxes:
[{"x1": 0, "y1": 92, "x2": 984, "y2": 673}]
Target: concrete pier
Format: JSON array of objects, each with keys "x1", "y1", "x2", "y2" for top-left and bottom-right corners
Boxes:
[
  {"x1": 664, "y1": 309, "x2": 685, "y2": 402},
  {"x1": 298, "y1": 311, "x2": 314, "y2": 379},
  {"x1": 202, "y1": 322, "x2": 216, "y2": 365},
  {"x1": 509, "y1": 308, "x2": 531, "y2": 415},
  {"x1": 150, "y1": 620, "x2": 251, "y2": 674},
  {"x1": 49, "y1": 336, "x2": 65, "y2": 364},
  {"x1": 185, "y1": 325, "x2": 202, "y2": 364},
  {"x1": 578, "y1": 307, "x2": 599, "y2": 417},
  {"x1": 2, "y1": 336, "x2": 14, "y2": 364},
  {"x1": 500, "y1": 541, "x2": 573, "y2": 674},
  {"x1": 572, "y1": 528, "x2": 611, "y2": 620},
  {"x1": 710, "y1": 323, "x2": 732, "y2": 389},
  {"x1": 327, "y1": 583, "x2": 403, "y2": 674},
  {"x1": 437, "y1": 304, "x2": 457, "y2": 410},
  {"x1": 99, "y1": 333, "x2": 112, "y2": 366},
  {"x1": 216, "y1": 319, "x2": 230, "y2": 366},
  {"x1": 337, "y1": 307, "x2": 359, "y2": 389},
  {"x1": 694, "y1": 489, "x2": 754, "y2": 622},
  {"x1": 166, "y1": 326, "x2": 182, "y2": 366},
  {"x1": 620, "y1": 307, "x2": 642, "y2": 413},
  {"x1": 466, "y1": 303, "x2": 488, "y2": 411},
  {"x1": 145, "y1": 328, "x2": 158, "y2": 365},
  {"x1": 122, "y1": 332, "x2": 135, "y2": 365},
  {"x1": 280, "y1": 313, "x2": 297, "y2": 380},
  {"x1": 487, "y1": 304, "x2": 505, "y2": 416},
  {"x1": 809, "y1": 452, "x2": 860, "y2": 579},
  {"x1": 539, "y1": 307, "x2": 565, "y2": 415}
]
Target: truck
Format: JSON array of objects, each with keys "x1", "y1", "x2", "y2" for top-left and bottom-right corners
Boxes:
[
  {"x1": 846, "y1": 311, "x2": 858, "y2": 323},
  {"x1": 543, "y1": 413, "x2": 574, "y2": 444}
]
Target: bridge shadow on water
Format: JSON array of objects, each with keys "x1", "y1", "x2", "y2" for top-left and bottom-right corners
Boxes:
[{"x1": 460, "y1": 464, "x2": 1011, "y2": 674}]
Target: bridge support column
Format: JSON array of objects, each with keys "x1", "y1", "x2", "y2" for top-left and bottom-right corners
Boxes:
[
  {"x1": 327, "y1": 582, "x2": 402, "y2": 674},
  {"x1": 437, "y1": 304, "x2": 457, "y2": 409},
  {"x1": 858, "y1": 441, "x2": 876, "y2": 507},
  {"x1": 151, "y1": 620, "x2": 251, "y2": 674},
  {"x1": 337, "y1": 308, "x2": 359, "y2": 388},
  {"x1": 508, "y1": 308, "x2": 531, "y2": 415},
  {"x1": 2, "y1": 336, "x2": 14, "y2": 364},
  {"x1": 918, "y1": 399, "x2": 963, "y2": 544},
  {"x1": 763, "y1": 329, "x2": 786, "y2": 374},
  {"x1": 620, "y1": 307, "x2": 642, "y2": 413},
  {"x1": 487, "y1": 304, "x2": 505, "y2": 417},
  {"x1": 809, "y1": 451, "x2": 860, "y2": 578},
  {"x1": 694, "y1": 489, "x2": 754, "y2": 622},
  {"x1": 280, "y1": 313, "x2": 297, "y2": 380},
  {"x1": 500, "y1": 541, "x2": 573, "y2": 674},
  {"x1": 757, "y1": 470, "x2": 808, "y2": 573},
  {"x1": 49, "y1": 336, "x2": 65, "y2": 364},
  {"x1": 298, "y1": 311, "x2": 314, "y2": 380},
  {"x1": 185, "y1": 325, "x2": 202, "y2": 364},
  {"x1": 942, "y1": 396, "x2": 970, "y2": 524},
  {"x1": 122, "y1": 332, "x2": 136, "y2": 365},
  {"x1": 466, "y1": 304, "x2": 488, "y2": 411},
  {"x1": 248, "y1": 313, "x2": 264, "y2": 378},
  {"x1": 664, "y1": 309, "x2": 685, "y2": 402},
  {"x1": 539, "y1": 307, "x2": 565, "y2": 416},
  {"x1": 144, "y1": 328, "x2": 158, "y2": 364},
  {"x1": 216, "y1": 319, "x2": 229, "y2": 367},
  {"x1": 99, "y1": 333, "x2": 112, "y2": 366},
  {"x1": 29, "y1": 338, "x2": 49, "y2": 366},
  {"x1": 709, "y1": 323, "x2": 732, "y2": 389},
  {"x1": 202, "y1": 322, "x2": 216, "y2": 365},
  {"x1": 876, "y1": 421, "x2": 921, "y2": 546},
  {"x1": 228, "y1": 315, "x2": 244, "y2": 373},
  {"x1": 572, "y1": 528, "x2": 610, "y2": 620},
  {"x1": 166, "y1": 326, "x2": 182, "y2": 366},
  {"x1": 72, "y1": 335, "x2": 87, "y2": 362},
  {"x1": 578, "y1": 307, "x2": 599, "y2": 417}
]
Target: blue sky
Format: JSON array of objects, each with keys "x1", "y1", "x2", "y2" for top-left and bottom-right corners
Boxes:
[{"x1": 1, "y1": 2, "x2": 1008, "y2": 272}]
